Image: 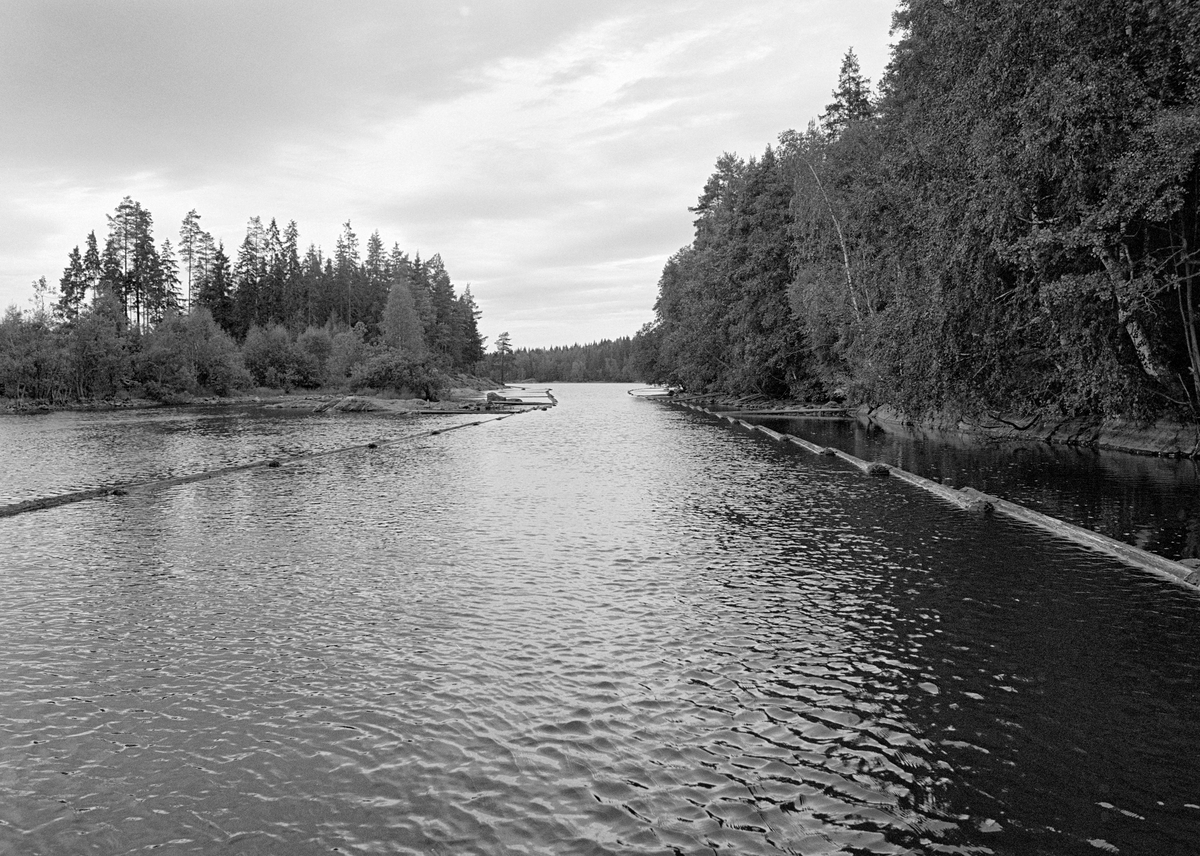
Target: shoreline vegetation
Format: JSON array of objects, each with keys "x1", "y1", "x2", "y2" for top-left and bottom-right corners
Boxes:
[
  {"x1": 0, "y1": 374, "x2": 506, "y2": 417},
  {"x1": 1, "y1": 209, "x2": 500, "y2": 411},
  {"x1": 632, "y1": 2, "x2": 1200, "y2": 455}
]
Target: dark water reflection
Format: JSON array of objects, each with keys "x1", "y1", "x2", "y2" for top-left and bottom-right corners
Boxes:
[
  {"x1": 2, "y1": 386, "x2": 1199, "y2": 855},
  {"x1": 751, "y1": 415, "x2": 1200, "y2": 562}
]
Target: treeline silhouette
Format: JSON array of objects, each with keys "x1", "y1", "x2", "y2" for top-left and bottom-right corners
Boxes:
[{"x1": 480, "y1": 338, "x2": 641, "y2": 383}]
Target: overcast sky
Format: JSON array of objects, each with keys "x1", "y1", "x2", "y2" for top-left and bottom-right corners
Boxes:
[{"x1": 1, "y1": 0, "x2": 896, "y2": 348}]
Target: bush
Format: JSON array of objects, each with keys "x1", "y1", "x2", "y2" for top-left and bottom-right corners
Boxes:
[
  {"x1": 185, "y1": 309, "x2": 251, "y2": 394},
  {"x1": 136, "y1": 308, "x2": 250, "y2": 398},
  {"x1": 242, "y1": 324, "x2": 302, "y2": 390},
  {"x1": 63, "y1": 297, "x2": 134, "y2": 400},
  {"x1": 296, "y1": 325, "x2": 335, "y2": 386},
  {"x1": 326, "y1": 322, "x2": 370, "y2": 383},
  {"x1": 349, "y1": 349, "x2": 447, "y2": 400},
  {"x1": 0, "y1": 306, "x2": 69, "y2": 402}
]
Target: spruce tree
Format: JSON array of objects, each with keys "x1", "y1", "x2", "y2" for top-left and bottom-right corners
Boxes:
[
  {"x1": 821, "y1": 49, "x2": 873, "y2": 137},
  {"x1": 196, "y1": 243, "x2": 234, "y2": 335},
  {"x1": 57, "y1": 246, "x2": 87, "y2": 323},
  {"x1": 82, "y1": 231, "x2": 102, "y2": 306}
]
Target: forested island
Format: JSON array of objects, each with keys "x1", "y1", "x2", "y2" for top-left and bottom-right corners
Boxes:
[
  {"x1": 1, "y1": 200, "x2": 490, "y2": 405},
  {"x1": 634, "y1": 0, "x2": 1200, "y2": 427}
]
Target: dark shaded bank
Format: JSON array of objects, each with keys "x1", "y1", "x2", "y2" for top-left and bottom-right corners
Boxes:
[
  {"x1": 862, "y1": 405, "x2": 1200, "y2": 459},
  {"x1": 661, "y1": 391, "x2": 1200, "y2": 459}
]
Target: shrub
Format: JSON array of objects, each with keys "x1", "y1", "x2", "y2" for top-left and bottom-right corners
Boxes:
[
  {"x1": 326, "y1": 322, "x2": 371, "y2": 384},
  {"x1": 242, "y1": 324, "x2": 301, "y2": 390},
  {"x1": 136, "y1": 308, "x2": 250, "y2": 398},
  {"x1": 296, "y1": 325, "x2": 335, "y2": 386},
  {"x1": 349, "y1": 349, "x2": 447, "y2": 400}
]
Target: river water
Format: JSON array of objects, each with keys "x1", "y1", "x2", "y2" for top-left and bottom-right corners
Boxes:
[
  {"x1": 2, "y1": 384, "x2": 1199, "y2": 856},
  {"x1": 747, "y1": 414, "x2": 1200, "y2": 563}
]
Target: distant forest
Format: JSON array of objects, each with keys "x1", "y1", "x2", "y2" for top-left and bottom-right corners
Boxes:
[
  {"x1": 480, "y1": 338, "x2": 640, "y2": 384},
  {"x1": 636, "y1": 0, "x2": 1200, "y2": 421},
  {"x1": 1, "y1": 200, "x2": 486, "y2": 402}
]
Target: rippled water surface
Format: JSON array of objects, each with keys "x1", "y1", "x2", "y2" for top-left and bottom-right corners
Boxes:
[
  {"x1": 750, "y1": 414, "x2": 1200, "y2": 562},
  {"x1": 2, "y1": 385, "x2": 1199, "y2": 855}
]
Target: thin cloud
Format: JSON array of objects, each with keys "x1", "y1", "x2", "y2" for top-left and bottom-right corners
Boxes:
[{"x1": 0, "y1": 0, "x2": 896, "y2": 346}]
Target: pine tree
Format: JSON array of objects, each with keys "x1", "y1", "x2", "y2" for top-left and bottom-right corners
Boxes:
[
  {"x1": 363, "y1": 230, "x2": 388, "y2": 331},
  {"x1": 408, "y1": 252, "x2": 435, "y2": 334},
  {"x1": 282, "y1": 221, "x2": 302, "y2": 326},
  {"x1": 232, "y1": 230, "x2": 264, "y2": 339},
  {"x1": 154, "y1": 238, "x2": 181, "y2": 323},
  {"x1": 82, "y1": 231, "x2": 102, "y2": 307},
  {"x1": 426, "y1": 253, "x2": 460, "y2": 362},
  {"x1": 821, "y1": 48, "x2": 873, "y2": 137},
  {"x1": 179, "y1": 209, "x2": 203, "y2": 310},
  {"x1": 263, "y1": 218, "x2": 286, "y2": 325},
  {"x1": 57, "y1": 245, "x2": 88, "y2": 323},
  {"x1": 128, "y1": 209, "x2": 161, "y2": 331},
  {"x1": 104, "y1": 197, "x2": 160, "y2": 330},
  {"x1": 458, "y1": 286, "x2": 486, "y2": 367},
  {"x1": 196, "y1": 242, "x2": 234, "y2": 334},
  {"x1": 494, "y1": 331, "x2": 512, "y2": 383},
  {"x1": 301, "y1": 243, "x2": 324, "y2": 327},
  {"x1": 335, "y1": 220, "x2": 360, "y2": 326}
]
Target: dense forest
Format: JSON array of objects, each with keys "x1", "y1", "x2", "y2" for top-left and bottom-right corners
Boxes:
[
  {"x1": 480, "y1": 337, "x2": 640, "y2": 384},
  {"x1": 1, "y1": 199, "x2": 485, "y2": 402},
  {"x1": 636, "y1": 0, "x2": 1200, "y2": 422}
]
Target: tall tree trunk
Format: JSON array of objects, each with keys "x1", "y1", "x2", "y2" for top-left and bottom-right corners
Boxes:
[
  {"x1": 1179, "y1": 246, "x2": 1200, "y2": 411},
  {"x1": 806, "y1": 161, "x2": 863, "y2": 321},
  {"x1": 1095, "y1": 246, "x2": 1172, "y2": 382}
]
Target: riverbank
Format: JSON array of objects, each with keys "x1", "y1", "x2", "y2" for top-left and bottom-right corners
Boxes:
[
  {"x1": 0, "y1": 375, "x2": 506, "y2": 416},
  {"x1": 861, "y1": 405, "x2": 1200, "y2": 459},
  {"x1": 663, "y1": 392, "x2": 1200, "y2": 458}
]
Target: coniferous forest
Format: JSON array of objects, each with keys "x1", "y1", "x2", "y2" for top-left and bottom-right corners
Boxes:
[
  {"x1": 480, "y1": 338, "x2": 641, "y2": 384},
  {"x1": 635, "y1": 0, "x2": 1200, "y2": 422},
  {"x1": 5, "y1": 1, "x2": 1198, "y2": 414},
  {"x1": 1, "y1": 200, "x2": 485, "y2": 403}
]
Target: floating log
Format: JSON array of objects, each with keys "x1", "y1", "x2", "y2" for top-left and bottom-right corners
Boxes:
[
  {"x1": 0, "y1": 411, "x2": 531, "y2": 520},
  {"x1": 692, "y1": 402, "x2": 1200, "y2": 589},
  {"x1": 712, "y1": 407, "x2": 855, "y2": 418}
]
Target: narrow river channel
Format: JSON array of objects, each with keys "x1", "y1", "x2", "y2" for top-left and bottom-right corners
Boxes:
[{"x1": 2, "y1": 384, "x2": 1199, "y2": 855}]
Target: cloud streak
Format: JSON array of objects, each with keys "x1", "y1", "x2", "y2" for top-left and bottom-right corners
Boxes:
[{"x1": 0, "y1": 0, "x2": 897, "y2": 347}]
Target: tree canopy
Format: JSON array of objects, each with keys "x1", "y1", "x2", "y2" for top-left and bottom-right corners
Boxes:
[
  {"x1": 2, "y1": 200, "x2": 487, "y2": 403},
  {"x1": 639, "y1": 0, "x2": 1200, "y2": 421}
]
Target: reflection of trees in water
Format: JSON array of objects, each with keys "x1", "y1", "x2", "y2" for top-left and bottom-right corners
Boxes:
[
  {"x1": 1183, "y1": 507, "x2": 1200, "y2": 560},
  {"x1": 759, "y1": 417, "x2": 1200, "y2": 561}
]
